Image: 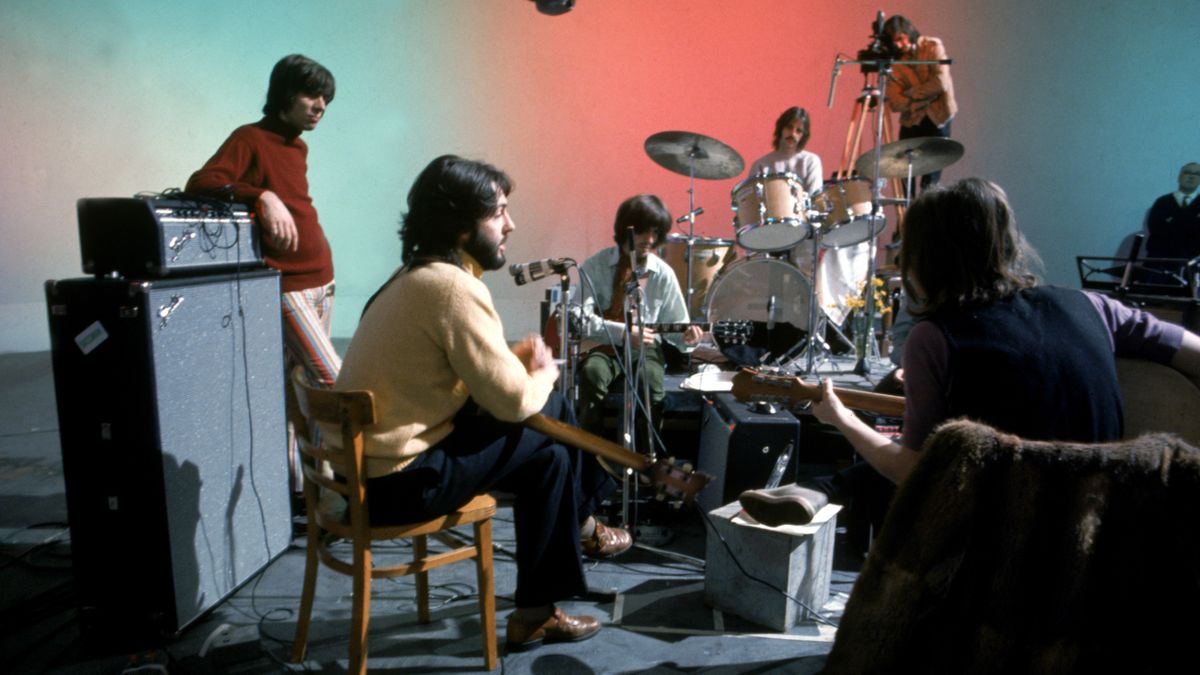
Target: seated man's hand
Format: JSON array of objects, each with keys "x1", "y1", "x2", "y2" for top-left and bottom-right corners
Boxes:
[{"x1": 683, "y1": 325, "x2": 704, "y2": 345}]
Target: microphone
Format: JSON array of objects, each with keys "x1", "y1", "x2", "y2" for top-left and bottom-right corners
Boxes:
[
  {"x1": 875, "y1": 10, "x2": 886, "y2": 39},
  {"x1": 676, "y1": 207, "x2": 704, "y2": 223},
  {"x1": 510, "y1": 257, "x2": 571, "y2": 286}
]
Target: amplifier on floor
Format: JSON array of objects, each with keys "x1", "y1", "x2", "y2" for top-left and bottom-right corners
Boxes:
[
  {"x1": 45, "y1": 269, "x2": 290, "y2": 642},
  {"x1": 78, "y1": 196, "x2": 263, "y2": 278},
  {"x1": 697, "y1": 392, "x2": 801, "y2": 513}
]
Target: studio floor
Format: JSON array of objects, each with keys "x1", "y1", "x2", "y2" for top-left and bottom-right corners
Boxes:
[{"x1": 0, "y1": 349, "x2": 890, "y2": 674}]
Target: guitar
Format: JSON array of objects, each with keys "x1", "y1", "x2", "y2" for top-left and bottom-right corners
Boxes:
[
  {"x1": 543, "y1": 313, "x2": 752, "y2": 357},
  {"x1": 523, "y1": 413, "x2": 712, "y2": 505},
  {"x1": 729, "y1": 368, "x2": 906, "y2": 417}
]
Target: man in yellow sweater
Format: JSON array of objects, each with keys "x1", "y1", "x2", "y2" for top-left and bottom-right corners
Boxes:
[{"x1": 334, "y1": 155, "x2": 630, "y2": 650}]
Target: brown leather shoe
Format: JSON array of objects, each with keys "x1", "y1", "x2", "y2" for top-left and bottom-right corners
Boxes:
[
  {"x1": 738, "y1": 483, "x2": 829, "y2": 527},
  {"x1": 505, "y1": 607, "x2": 601, "y2": 650},
  {"x1": 580, "y1": 520, "x2": 632, "y2": 558}
]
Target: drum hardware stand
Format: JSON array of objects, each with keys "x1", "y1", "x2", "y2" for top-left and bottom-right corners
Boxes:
[
  {"x1": 793, "y1": 223, "x2": 855, "y2": 375},
  {"x1": 678, "y1": 147, "x2": 706, "y2": 318}
]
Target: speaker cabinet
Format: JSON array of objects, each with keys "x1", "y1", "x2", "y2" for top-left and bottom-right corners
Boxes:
[
  {"x1": 697, "y1": 392, "x2": 801, "y2": 513},
  {"x1": 45, "y1": 270, "x2": 291, "y2": 641}
]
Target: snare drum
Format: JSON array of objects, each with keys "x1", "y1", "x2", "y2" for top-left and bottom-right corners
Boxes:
[
  {"x1": 731, "y1": 172, "x2": 812, "y2": 252},
  {"x1": 812, "y1": 177, "x2": 886, "y2": 248},
  {"x1": 705, "y1": 257, "x2": 812, "y2": 363},
  {"x1": 658, "y1": 234, "x2": 737, "y2": 316}
]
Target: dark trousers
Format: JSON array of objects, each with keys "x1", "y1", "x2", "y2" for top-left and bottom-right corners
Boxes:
[
  {"x1": 577, "y1": 343, "x2": 666, "y2": 438},
  {"x1": 812, "y1": 460, "x2": 896, "y2": 554},
  {"x1": 898, "y1": 117, "x2": 952, "y2": 190},
  {"x1": 366, "y1": 392, "x2": 614, "y2": 607}
]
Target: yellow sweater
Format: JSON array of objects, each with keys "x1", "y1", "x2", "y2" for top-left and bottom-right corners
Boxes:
[{"x1": 333, "y1": 253, "x2": 557, "y2": 478}]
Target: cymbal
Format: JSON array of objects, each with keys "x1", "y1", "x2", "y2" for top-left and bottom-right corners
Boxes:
[
  {"x1": 644, "y1": 131, "x2": 745, "y2": 180},
  {"x1": 854, "y1": 137, "x2": 964, "y2": 179}
]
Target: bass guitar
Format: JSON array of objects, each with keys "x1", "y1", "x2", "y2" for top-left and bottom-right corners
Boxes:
[
  {"x1": 729, "y1": 368, "x2": 905, "y2": 417},
  {"x1": 523, "y1": 413, "x2": 712, "y2": 505}
]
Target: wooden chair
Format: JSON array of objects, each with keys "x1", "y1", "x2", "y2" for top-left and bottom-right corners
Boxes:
[{"x1": 288, "y1": 367, "x2": 498, "y2": 673}]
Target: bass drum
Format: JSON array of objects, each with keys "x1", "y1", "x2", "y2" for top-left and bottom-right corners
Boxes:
[{"x1": 704, "y1": 257, "x2": 812, "y2": 364}]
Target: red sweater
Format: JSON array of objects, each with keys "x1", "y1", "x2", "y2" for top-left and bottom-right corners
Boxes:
[{"x1": 187, "y1": 117, "x2": 334, "y2": 292}]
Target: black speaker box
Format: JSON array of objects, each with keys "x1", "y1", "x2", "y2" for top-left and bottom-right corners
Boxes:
[
  {"x1": 44, "y1": 269, "x2": 291, "y2": 642},
  {"x1": 697, "y1": 392, "x2": 801, "y2": 512}
]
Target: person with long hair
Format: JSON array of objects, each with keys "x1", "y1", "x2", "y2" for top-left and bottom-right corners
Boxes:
[{"x1": 740, "y1": 178, "x2": 1200, "y2": 527}]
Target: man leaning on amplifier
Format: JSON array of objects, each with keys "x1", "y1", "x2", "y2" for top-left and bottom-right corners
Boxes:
[{"x1": 186, "y1": 54, "x2": 341, "y2": 388}]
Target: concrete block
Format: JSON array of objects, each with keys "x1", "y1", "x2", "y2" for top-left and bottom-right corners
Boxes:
[{"x1": 704, "y1": 500, "x2": 840, "y2": 631}]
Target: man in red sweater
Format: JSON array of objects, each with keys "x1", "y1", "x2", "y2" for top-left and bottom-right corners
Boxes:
[{"x1": 187, "y1": 54, "x2": 341, "y2": 387}]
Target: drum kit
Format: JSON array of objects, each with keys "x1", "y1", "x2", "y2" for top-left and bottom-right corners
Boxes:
[{"x1": 644, "y1": 129, "x2": 963, "y2": 371}]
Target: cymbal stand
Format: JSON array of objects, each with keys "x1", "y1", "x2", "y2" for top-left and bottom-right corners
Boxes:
[{"x1": 679, "y1": 143, "x2": 705, "y2": 316}]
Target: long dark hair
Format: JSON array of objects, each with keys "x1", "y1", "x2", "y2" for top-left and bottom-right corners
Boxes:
[
  {"x1": 262, "y1": 54, "x2": 336, "y2": 117},
  {"x1": 901, "y1": 178, "x2": 1041, "y2": 317},
  {"x1": 399, "y1": 155, "x2": 513, "y2": 267},
  {"x1": 883, "y1": 15, "x2": 920, "y2": 53},
  {"x1": 771, "y1": 106, "x2": 810, "y2": 152},
  {"x1": 611, "y1": 194, "x2": 671, "y2": 247}
]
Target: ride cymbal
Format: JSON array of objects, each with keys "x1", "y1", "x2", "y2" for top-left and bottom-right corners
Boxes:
[
  {"x1": 644, "y1": 131, "x2": 745, "y2": 180},
  {"x1": 854, "y1": 136, "x2": 964, "y2": 179}
]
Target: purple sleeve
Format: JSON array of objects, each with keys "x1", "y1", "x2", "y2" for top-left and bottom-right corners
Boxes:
[
  {"x1": 900, "y1": 320, "x2": 949, "y2": 451},
  {"x1": 1083, "y1": 291, "x2": 1184, "y2": 363}
]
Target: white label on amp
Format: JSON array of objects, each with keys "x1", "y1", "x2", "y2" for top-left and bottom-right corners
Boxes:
[{"x1": 74, "y1": 321, "x2": 109, "y2": 355}]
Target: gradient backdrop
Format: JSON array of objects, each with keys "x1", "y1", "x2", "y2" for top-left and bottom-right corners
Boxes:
[{"x1": 2, "y1": 0, "x2": 1198, "y2": 352}]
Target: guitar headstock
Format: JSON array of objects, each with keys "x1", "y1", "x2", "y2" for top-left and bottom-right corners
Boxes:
[
  {"x1": 729, "y1": 368, "x2": 820, "y2": 407},
  {"x1": 648, "y1": 457, "x2": 713, "y2": 506},
  {"x1": 712, "y1": 320, "x2": 753, "y2": 346}
]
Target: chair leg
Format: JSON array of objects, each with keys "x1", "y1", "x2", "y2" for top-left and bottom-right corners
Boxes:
[
  {"x1": 291, "y1": 512, "x2": 322, "y2": 663},
  {"x1": 415, "y1": 534, "x2": 430, "y2": 623},
  {"x1": 475, "y1": 519, "x2": 498, "y2": 670},
  {"x1": 349, "y1": 540, "x2": 372, "y2": 675}
]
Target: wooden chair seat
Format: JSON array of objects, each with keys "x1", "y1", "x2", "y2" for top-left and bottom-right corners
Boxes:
[{"x1": 288, "y1": 366, "x2": 498, "y2": 673}]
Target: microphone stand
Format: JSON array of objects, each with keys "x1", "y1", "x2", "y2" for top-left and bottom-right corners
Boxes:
[
  {"x1": 619, "y1": 257, "x2": 655, "y2": 530},
  {"x1": 826, "y1": 51, "x2": 950, "y2": 377},
  {"x1": 555, "y1": 269, "x2": 576, "y2": 404}
]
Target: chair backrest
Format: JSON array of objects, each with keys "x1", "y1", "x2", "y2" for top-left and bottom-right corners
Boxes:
[
  {"x1": 290, "y1": 366, "x2": 376, "y2": 536},
  {"x1": 1117, "y1": 357, "x2": 1200, "y2": 447}
]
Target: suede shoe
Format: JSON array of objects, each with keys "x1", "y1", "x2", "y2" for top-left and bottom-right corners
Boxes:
[
  {"x1": 505, "y1": 607, "x2": 601, "y2": 650},
  {"x1": 738, "y1": 483, "x2": 829, "y2": 527},
  {"x1": 580, "y1": 520, "x2": 633, "y2": 558}
]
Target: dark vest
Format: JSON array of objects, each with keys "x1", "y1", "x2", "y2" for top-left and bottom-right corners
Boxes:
[{"x1": 933, "y1": 287, "x2": 1123, "y2": 443}]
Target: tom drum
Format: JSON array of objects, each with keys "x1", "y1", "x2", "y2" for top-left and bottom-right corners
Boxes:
[
  {"x1": 812, "y1": 177, "x2": 886, "y2": 249},
  {"x1": 731, "y1": 172, "x2": 813, "y2": 252}
]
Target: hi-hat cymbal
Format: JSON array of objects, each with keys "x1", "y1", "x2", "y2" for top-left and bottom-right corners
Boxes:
[
  {"x1": 644, "y1": 131, "x2": 745, "y2": 180},
  {"x1": 854, "y1": 137, "x2": 964, "y2": 179}
]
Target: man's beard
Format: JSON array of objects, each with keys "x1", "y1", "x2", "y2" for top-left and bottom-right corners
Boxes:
[{"x1": 464, "y1": 228, "x2": 506, "y2": 271}]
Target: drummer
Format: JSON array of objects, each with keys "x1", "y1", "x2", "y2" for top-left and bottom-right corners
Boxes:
[
  {"x1": 748, "y1": 105, "x2": 869, "y2": 330},
  {"x1": 748, "y1": 106, "x2": 823, "y2": 195}
]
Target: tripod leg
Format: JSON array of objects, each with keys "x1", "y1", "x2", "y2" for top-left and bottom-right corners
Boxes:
[{"x1": 838, "y1": 99, "x2": 865, "y2": 180}]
